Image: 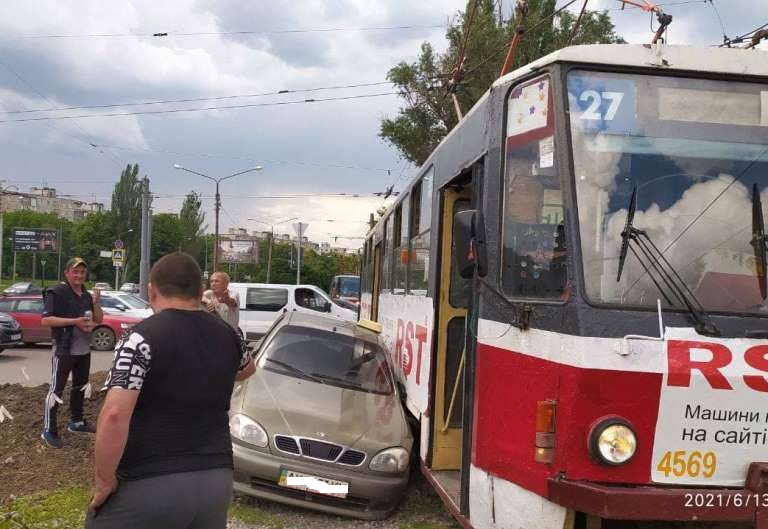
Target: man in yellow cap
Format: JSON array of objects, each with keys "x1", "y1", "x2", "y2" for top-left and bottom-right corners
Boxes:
[{"x1": 40, "y1": 257, "x2": 103, "y2": 448}]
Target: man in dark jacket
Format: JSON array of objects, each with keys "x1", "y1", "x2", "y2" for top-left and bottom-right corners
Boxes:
[
  {"x1": 87, "y1": 252, "x2": 255, "y2": 529},
  {"x1": 41, "y1": 256, "x2": 103, "y2": 448}
]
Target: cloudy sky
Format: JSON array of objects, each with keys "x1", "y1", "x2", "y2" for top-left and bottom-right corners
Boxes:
[{"x1": 0, "y1": 0, "x2": 764, "y2": 247}]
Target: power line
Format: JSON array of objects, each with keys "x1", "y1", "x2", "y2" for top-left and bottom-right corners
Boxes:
[
  {"x1": 13, "y1": 24, "x2": 449, "y2": 40},
  {"x1": 0, "y1": 53, "x2": 124, "y2": 166},
  {"x1": 0, "y1": 92, "x2": 398, "y2": 123},
  {"x1": 0, "y1": 81, "x2": 393, "y2": 115}
]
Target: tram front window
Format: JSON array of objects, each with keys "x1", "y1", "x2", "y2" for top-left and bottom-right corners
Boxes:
[{"x1": 568, "y1": 70, "x2": 768, "y2": 315}]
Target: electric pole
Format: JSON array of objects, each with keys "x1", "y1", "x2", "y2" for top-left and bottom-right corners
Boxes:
[
  {"x1": 214, "y1": 181, "x2": 220, "y2": 272},
  {"x1": 294, "y1": 222, "x2": 308, "y2": 285},
  {"x1": 139, "y1": 176, "x2": 150, "y2": 300}
]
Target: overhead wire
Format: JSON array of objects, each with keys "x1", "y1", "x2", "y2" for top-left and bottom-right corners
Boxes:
[
  {"x1": 0, "y1": 81, "x2": 393, "y2": 115},
  {"x1": 13, "y1": 24, "x2": 449, "y2": 40},
  {"x1": 0, "y1": 53, "x2": 124, "y2": 166},
  {"x1": 706, "y1": 0, "x2": 728, "y2": 44},
  {"x1": 0, "y1": 92, "x2": 398, "y2": 123}
]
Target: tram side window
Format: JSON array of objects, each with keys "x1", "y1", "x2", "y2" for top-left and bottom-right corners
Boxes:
[
  {"x1": 501, "y1": 75, "x2": 567, "y2": 299},
  {"x1": 408, "y1": 168, "x2": 433, "y2": 296},
  {"x1": 393, "y1": 199, "x2": 409, "y2": 294},
  {"x1": 381, "y1": 217, "x2": 393, "y2": 293},
  {"x1": 361, "y1": 239, "x2": 372, "y2": 295}
]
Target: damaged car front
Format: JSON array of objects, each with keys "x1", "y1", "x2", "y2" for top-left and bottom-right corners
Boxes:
[{"x1": 230, "y1": 312, "x2": 413, "y2": 520}]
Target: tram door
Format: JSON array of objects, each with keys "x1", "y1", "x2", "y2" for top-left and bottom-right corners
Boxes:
[{"x1": 431, "y1": 184, "x2": 473, "y2": 470}]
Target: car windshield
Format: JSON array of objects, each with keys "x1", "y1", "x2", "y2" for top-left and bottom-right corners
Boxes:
[
  {"x1": 568, "y1": 70, "x2": 768, "y2": 315},
  {"x1": 338, "y1": 277, "x2": 359, "y2": 297},
  {"x1": 258, "y1": 325, "x2": 393, "y2": 395}
]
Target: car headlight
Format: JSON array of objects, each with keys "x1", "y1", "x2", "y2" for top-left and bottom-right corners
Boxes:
[
  {"x1": 229, "y1": 413, "x2": 268, "y2": 447},
  {"x1": 588, "y1": 417, "x2": 637, "y2": 465},
  {"x1": 120, "y1": 323, "x2": 134, "y2": 330},
  {"x1": 369, "y1": 447, "x2": 410, "y2": 473}
]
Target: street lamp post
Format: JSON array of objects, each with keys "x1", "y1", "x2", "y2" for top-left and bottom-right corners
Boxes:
[
  {"x1": 174, "y1": 164, "x2": 262, "y2": 273},
  {"x1": 248, "y1": 217, "x2": 297, "y2": 283}
]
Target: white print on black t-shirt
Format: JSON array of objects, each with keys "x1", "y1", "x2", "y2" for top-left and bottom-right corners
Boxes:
[{"x1": 106, "y1": 331, "x2": 152, "y2": 391}]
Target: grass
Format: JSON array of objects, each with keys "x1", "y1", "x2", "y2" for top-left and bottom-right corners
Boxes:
[
  {"x1": 0, "y1": 487, "x2": 288, "y2": 529},
  {"x1": 228, "y1": 496, "x2": 284, "y2": 528},
  {"x1": 399, "y1": 523, "x2": 455, "y2": 529},
  {"x1": 0, "y1": 486, "x2": 90, "y2": 529}
]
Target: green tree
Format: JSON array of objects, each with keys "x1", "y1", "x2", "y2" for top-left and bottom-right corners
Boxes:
[
  {"x1": 179, "y1": 191, "x2": 206, "y2": 263},
  {"x1": 111, "y1": 163, "x2": 148, "y2": 281},
  {"x1": 150, "y1": 213, "x2": 183, "y2": 263},
  {"x1": 71, "y1": 211, "x2": 116, "y2": 282},
  {"x1": 380, "y1": 0, "x2": 624, "y2": 164}
]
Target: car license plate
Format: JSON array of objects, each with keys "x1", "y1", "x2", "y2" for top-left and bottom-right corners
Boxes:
[
  {"x1": 10, "y1": 333, "x2": 21, "y2": 340},
  {"x1": 278, "y1": 469, "x2": 348, "y2": 498}
]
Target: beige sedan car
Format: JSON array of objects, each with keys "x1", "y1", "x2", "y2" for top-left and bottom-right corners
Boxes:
[{"x1": 229, "y1": 311, "x2": 413, "y2": 520}]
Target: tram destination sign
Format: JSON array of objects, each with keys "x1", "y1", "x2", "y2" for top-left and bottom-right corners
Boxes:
[{"x1": 12, "y1": 228, "x2": 59, "y2": 252}]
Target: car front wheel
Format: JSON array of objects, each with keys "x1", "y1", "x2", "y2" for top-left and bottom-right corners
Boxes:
[{"x1": 91, "y1": 327, "x2": 116, "y2": 351}]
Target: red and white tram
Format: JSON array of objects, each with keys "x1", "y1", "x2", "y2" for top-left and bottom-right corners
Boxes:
[{"x1": 360, "y1": 43, "x2": 768, "y2": 528}]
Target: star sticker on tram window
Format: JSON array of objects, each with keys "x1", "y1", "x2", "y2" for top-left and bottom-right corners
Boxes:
[
  {"x1": 529, "y1": 106, "x2": 536, "y2": 115},
  {"x1": 517, "y1": 115, "x2": 523, "y2": 124},
  {"x1": 538, "y1": 81, "x2": 545, "y2": 90},
  {"x1": 539, "y1": 92, "x2": 545, "y2": 102}
]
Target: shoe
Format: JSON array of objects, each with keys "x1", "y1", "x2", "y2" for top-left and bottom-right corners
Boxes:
[
  {"x1": 67, "y1": 420, "x2": 96, "y2": 433},
  {"x1": 41, "y1": 430, "x2": 63, "y2": 448}
]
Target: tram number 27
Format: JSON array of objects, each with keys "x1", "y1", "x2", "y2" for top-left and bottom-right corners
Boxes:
[
  {"x1": 656, "y1": 450, "x2": 717, "y2": 478},
  {"x1": 579, "y1": 90, "x2": 624, "y2": 121}
]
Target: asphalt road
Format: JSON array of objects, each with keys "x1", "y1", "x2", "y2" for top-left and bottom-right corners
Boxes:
[{"x1": 0, "y1": 345, "x2": 115, "y2": 386}]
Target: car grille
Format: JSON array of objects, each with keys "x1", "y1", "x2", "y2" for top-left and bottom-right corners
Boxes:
[
  {"x1": 300, "y1": 439, "x2": 343, "y2": 461},
  {"x1": 272, "y1": 435, "x2": 366, "y2": 466},
  {"x1": 337, "y1": 450, "x2": 366, "y2": 466},
  {"x1": 274, "y1": 435, "x2": 300, "y2": 454}
]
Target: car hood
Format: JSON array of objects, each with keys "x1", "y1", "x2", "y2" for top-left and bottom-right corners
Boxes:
[{"x1": 235, "y1": 368, "x2": 410, "y2": 452}]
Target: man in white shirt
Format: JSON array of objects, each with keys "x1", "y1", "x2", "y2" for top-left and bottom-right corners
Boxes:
[{"x1": 202, "y1": 272, "x2": 240, "y2": 332}]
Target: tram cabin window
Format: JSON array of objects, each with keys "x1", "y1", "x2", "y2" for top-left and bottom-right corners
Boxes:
[{"x1": 501, "y1": 75, "x2": 568, "y2": 299}]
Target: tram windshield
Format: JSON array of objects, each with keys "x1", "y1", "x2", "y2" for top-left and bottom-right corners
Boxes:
[{"x1": 568, "y1": 70, "x2": 768, "y2": 315}]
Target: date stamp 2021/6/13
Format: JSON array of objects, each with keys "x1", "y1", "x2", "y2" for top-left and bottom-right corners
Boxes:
[{"x1": 685, "y1": 493, "x2": 768, "y2": 508}]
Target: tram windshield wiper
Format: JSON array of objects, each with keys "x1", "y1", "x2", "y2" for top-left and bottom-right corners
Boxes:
[
  {"x1": 750, "y1": 183, "x2": 768, "y2": 300},
  {"x1": 617, "y1": 186, "x2": 720, "y2": 337}
]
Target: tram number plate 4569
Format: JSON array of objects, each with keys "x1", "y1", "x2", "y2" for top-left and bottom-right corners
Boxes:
[{"x1": 656, "y1": 450, "x2": 717, "y2": 479}]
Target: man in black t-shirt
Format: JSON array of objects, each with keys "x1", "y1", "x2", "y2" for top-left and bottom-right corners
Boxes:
[
  {"x1": 41, "y1": 257, "x2": 103, "y2": 448},
  {"x1": 87, "y1": 252, "x2": 254, "y2": 529}
]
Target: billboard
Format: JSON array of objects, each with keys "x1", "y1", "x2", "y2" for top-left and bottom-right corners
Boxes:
[
  {"x1": 12, "y1": 228, "x2": 59, "y2": 252},
  {"x1": 219, "y1": 239, "x2": 259, "y2": 264}
]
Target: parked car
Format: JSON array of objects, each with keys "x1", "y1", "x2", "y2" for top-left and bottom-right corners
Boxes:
[
  {"x1": 328, "y1": 275, "x2": 360, "y2": 309},
  {"x1": 119, "y1": 282, "x2": 140, "y2": 294},
  {"x1": 0, "y1": 312, "x2": 23, "y2": 353},
  {"x1": 0, "y1": 294, "x2": 140, "y2": 351},
  {"x1": 94, "y1": 290, "x2": 153, "y2": 319},
  {"x1": 230, "y1": 311, "x2": 413, "y2": 520},
  {"x1": 93, "y1": 282, "x2": 112, "y2": 290},
  {"x1": 3, "y1": 282, "x2": 42, "y2": 295},
  {"x1": 228, "y1": 283, "x2": 357, "y2": 341}
]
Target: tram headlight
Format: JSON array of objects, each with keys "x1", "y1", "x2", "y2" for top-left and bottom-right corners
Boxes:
[{"x1": 588, "y1": 417, "x2": 637, "y2": 465}]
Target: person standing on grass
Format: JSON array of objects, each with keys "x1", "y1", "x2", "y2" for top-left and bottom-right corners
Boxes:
[
  {"x1": 41, "y1": 256, "x2": 103, "y2": 449},
  {"x1": 87, "y1": 252, "x2": 255, "y2": 529},
  {"x1": 201, "y1": 271, "x2": 240, "y2": 332}
]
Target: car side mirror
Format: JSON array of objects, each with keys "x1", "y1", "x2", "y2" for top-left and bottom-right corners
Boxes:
[
  {"x1": 323, "y1": 301, "x2": 332, "y2": 312},
  {"x1": 118, "y1": 305, "x2": 127, "y2": 311},
  {"x1": 453, "y1": 209, "x2": 488, "y2": 279}
]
